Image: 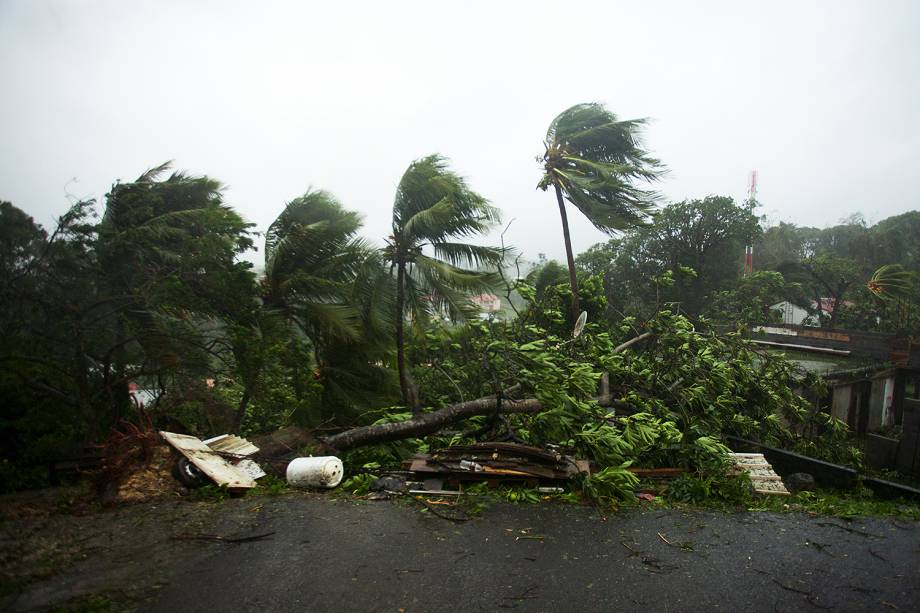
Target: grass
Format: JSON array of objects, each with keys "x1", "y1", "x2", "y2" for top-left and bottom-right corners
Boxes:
[{"x1": 750, "y1": 488, "x2": 920, "y2": 519}]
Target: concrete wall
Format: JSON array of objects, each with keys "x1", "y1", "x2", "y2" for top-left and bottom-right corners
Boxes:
[
  {"x1": 897, "y1": 399, "x2": 920, "y2": 476},
  {"x1": 868, "y1": 378, "x2": 885, "y2": 432},
  {"x1": 831, "y1": 385, "x2": 852, "y2": 425}
]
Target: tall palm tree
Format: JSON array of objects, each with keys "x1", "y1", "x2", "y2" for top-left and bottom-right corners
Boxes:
[
  {"x1": 384, "y1": 154, "x2": 503, "y2": 411},
  {"x1": 538, "y1": 103, "x2": 665, "y2": 313}
]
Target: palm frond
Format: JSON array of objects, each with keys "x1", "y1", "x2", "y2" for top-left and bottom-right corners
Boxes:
[
  {"x1": 432, "y1": 242, "x2": 506, "y2": 268},
  {"x1": 135, "y1": 160, "x2": 174, "y2": 184},
  {"x1": 540, "y1": 103, "x2": 665, "y2": 234},
  {"x1": 392, "y1": 154, "x2": 499, "y2": 242},
  {"x1": 291, "y1": 301, "x2": 361, "y2": 341},
  {"x1": 868, "y1": 264, "x2": 914, "y2": 301}
]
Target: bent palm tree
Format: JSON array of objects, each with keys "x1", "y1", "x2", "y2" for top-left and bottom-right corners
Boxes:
[
  {"x1": 97, "y1": 162, "x2": 255, "y2": 411},
  {"x1": 263, "y1": 189, "x2": 370, "y2": 339},
  {"x1": 538, "y1": 103, "x2": 665, "y2": 313},
  {"x1": 262, "y1": 190, "x2": 398, "y2": 422},
  {"x1": 384, "y1": 154, "x2": 503, "y2": 411}
]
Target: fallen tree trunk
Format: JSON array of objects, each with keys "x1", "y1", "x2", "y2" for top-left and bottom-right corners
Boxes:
[
  {"x1": 320, "y1": 391, "x2": 637, "y2": 452},
  {"x1": 321, "y1": 395, "x2": 545, "y2": 452}
]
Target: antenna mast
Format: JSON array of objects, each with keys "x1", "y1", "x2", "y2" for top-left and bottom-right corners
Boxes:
[
  {"x1": 747, "y1": 170, "x2": 758, "y2": 204},
  {"x1": 743, "y1": 170, "x2": 757, "y2": 275}
]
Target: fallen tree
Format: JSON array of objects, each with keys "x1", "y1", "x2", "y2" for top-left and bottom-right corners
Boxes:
[
  {"x1": 321, "y1": 394, "x2": 545, "y2": 452},
  {"x1": 305, "y1": 306, "x2": 854, "y2": 475},
  {"x1": 319, "y1": 340, "x2": 638, "y2": 453}
]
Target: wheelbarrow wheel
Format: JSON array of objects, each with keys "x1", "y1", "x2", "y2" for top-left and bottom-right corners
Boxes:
[{"x1": 173, "y1": 456, "x2": 209, "y2": 488}]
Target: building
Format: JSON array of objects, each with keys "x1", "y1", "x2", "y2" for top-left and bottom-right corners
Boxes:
[
  {"x1": 470, "y1": 293, "x2": 502, "y2": 319},
  {"x1": 748, "y1": 322, "x2": 920, "y2": 475}
]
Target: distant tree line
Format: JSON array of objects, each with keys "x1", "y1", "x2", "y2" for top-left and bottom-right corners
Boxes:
[{"x1": 567, "y1": 198, "x2": 918, "y2": 332}]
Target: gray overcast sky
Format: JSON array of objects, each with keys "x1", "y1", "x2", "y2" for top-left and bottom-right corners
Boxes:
[{"x1": 1, "y1": 0, "x2": 918, "y2": 265}]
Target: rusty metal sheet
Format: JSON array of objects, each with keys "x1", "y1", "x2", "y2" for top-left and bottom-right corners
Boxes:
[{"x1": 160, "y1": 431, "x2": 257, "y2": 490}]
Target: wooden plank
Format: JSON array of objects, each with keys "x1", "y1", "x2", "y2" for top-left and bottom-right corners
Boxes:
[
  {"x1": 482, "y1": 466, "x2": 534, "y2": 477},
  {"x1": 160, "y1": 431, "x2": 256, "y2": 490},
  {"x1": 729, "y1": 452, "x2": 789, "y2": 496}
]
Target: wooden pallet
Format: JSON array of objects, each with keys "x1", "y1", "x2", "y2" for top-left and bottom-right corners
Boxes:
[{"x1": 729, "y1": 452, "x2": 790, "y2": 496}]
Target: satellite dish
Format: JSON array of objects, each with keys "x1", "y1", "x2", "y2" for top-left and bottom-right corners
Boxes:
[{"x1": 573, "y1": 311, "x2": 588, "y2": 338}]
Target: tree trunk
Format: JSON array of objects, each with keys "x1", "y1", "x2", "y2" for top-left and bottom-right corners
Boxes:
[
  {"x1": 554, "y1": 183, "x2": 581, "y2": 316},
  {"x1": 322, "y1": 395, "x2": 545, "y2": 452},
  {"x1": 233, "y1": 386, "x2": 252, "y2": 433},
  {"x1": 395, "y1": 261, "x2": 419, "y2": 413}
]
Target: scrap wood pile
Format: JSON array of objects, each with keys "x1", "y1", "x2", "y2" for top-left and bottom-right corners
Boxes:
[{"x1": 406, "y1": 442, "x2": 590, "y2": 486}]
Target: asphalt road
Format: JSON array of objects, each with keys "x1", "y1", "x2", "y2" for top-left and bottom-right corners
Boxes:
[
  {"x1": 4, "y1": 495, "x2": 918, "y2": 612},
  {"x1": 147, "y1": 498, "x2": 919, "y2": 612}
]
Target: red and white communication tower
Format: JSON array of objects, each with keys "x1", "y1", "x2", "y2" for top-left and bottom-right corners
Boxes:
[
  {"x1": 748, "y1": 170, "x2": 758, "y2": 203},
  {"x1": 743, "y1": 170, "x2": 757, "y2": 275}
]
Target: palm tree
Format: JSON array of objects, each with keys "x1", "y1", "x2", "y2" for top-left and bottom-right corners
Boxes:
[
  {"x1": 384, "y1": 154, "x2": 503, "y2": 411},
  {"x1": 538, "y1": 103, "x2": 665, "y2": 313},
  {"x1": 96, "y1": 162, "x2": 256, "y2": 421},
  {"x1": 262, "y1": 190, "x2": 398, "y2": 422},
  {"x1": 263, "y1": 189, "x2": 369, "y2": 339}
]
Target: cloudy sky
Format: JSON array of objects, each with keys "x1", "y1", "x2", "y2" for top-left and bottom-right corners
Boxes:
[{"x1": 1, "y1": 0, "x2": 918, "y2": 265}]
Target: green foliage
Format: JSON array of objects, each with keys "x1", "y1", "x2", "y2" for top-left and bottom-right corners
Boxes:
[
  {"x1": 187, "y1": 485, "x2": 233, "y2": 503},
  {"x1": 581, "y1": 465, "x2": 641, "y2": 505},
  {"x1": 256, "y1": 474, "x2": 289, "y2": 496},
  {"x1": 666, "y1": 473, "x2": 754, "y2": 506},
  {"x1": 384, "y1": 154, "x2": 503, "y2": 407},
  {"x1": 527, "y1": 260, "x2": 569, "y2": 299},
  {"x1": 385, "y1": 154, "x2": 503, "y2": 324},
  {"x1": 704, "y1": 271, "x2": 803, "y2": 327},
  {"x1": 5, "y1": 146, "x2": 913, "y2": 511},
  {"x1": 404, "y1": 276, "x2": 854, "y2": 507},
  {"x1": 538, "y1": 102, "x2": 665, "y2": 313},
  {"x1": 0, "y1": 166, "x2": 261, "y2": 489},
  {"x1": 500, "y1": 487, "x2": 542, "y2": 504},
  {"x1": 261, "y1": 190, "x2": 398, "y2": 426},
  {"x1": 576, "y1": 196, "x2": 760, "y2": 319},
  {"x1": 340, "y1": 469, "x2": 379, "y2": 495},
  {"x1": 262, "y1": 188, "x2": 368, "y2": 339}
]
